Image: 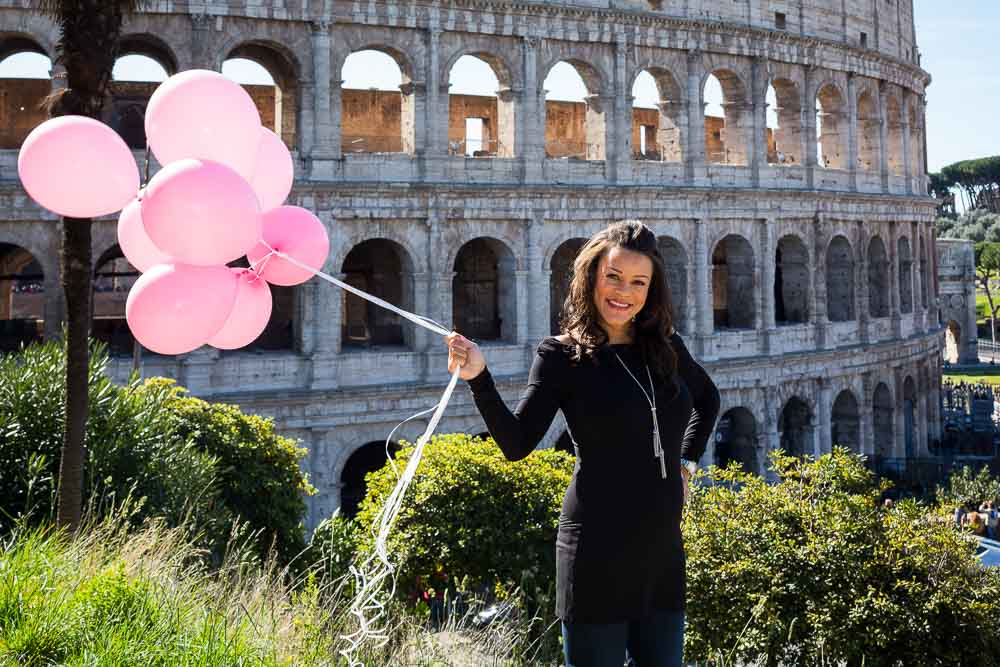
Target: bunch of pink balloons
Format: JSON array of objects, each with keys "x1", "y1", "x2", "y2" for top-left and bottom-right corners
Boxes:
[{"x1": 17, "y1": 69, "x2": 330, "y2": 355}]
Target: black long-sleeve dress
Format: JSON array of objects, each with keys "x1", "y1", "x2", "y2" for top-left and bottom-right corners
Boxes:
[{"x1": 467, "y1": 332, "x2": 720, "y2": 623}]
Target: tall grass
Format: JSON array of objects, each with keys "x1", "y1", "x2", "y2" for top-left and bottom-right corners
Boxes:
[{"x1": 0, "y1": 502, "x2": 558, "y2": 666}]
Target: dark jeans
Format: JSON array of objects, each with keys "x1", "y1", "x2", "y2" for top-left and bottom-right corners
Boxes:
[{"x1": 561, "y1": 609, "x2": 685, "y2": 667}]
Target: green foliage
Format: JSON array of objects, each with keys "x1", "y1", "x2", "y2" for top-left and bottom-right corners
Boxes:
[
  {"x1": 355, "y1": 434, "x2": 573, "y2": 605},
  {"x1": 936, "y1": 464, "x2": 1000, "y2": 510},
  {"x1": 684, "y1": 449, "x2": 1000, "y2": 666},
  {"x1": 0, "y1": 340, "x2": 313, "y2": 566},
  {"x1": 307, "y1": 509, "x2": 360, "y2": 585}
]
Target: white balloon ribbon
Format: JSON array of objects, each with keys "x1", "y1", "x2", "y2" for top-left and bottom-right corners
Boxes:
[{"x1": 252, "y1": 245, "x2": 462, "y2": 665}]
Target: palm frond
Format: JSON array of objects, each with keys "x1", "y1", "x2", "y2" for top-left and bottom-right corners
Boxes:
[{"x1": 34, "y1": 0, "x2": 143, "y2": 17}]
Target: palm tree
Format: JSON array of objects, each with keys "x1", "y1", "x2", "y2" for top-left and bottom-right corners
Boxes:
[{"x1": 37, "y1": 0, "x2": 142, "y2": 532}]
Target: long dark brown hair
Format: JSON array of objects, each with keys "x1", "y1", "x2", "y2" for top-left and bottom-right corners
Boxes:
[{"x1": 559, "y1": 220, "x2": 678, "y2": 385}]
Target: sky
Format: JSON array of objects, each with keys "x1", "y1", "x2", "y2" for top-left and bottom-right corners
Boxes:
[{"x1": 0, "y1": 2, "x2": 995, "y2": 173}]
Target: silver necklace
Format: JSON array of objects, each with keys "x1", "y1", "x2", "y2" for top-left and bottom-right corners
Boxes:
[{"x1": 613, "y1": 351, "x2": 667, "y2": 479}]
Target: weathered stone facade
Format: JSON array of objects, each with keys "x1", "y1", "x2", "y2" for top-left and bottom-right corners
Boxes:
[
  {"x1": 937, "y1": 238, "x2": 977, "y2": 365},
  {"x1": 0, "y1": 0, "x2": 943, "y2": 531}
]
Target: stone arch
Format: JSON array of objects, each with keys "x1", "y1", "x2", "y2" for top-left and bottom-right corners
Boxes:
[
  {"x1": 815, "y1": 82, "x2": 848, "y2": 169},
  {"x1": 715, "y1": 407, "x2": 758, "y2": 473},
  {"x1": 0, "y1": 242, "x2": 44, "y2": 352},
  {"x1": 225, "y1": 40, "x2": 300, "y2": 149},
  {"x1": 868, "y1": 236, "x2": 890, "y2": 318},
  {"x1": 340, "y1": 440, "x2": 400, "y2": 518},
  {"x1": 711, "y1": 234, "x2": 755, "y2": 330},
  {"x1": 0, "y1": 34, "x2": 51, "y2": 150},
  {"x1": 118, "y1": 33, "x2": 178, "y2": 74},
  {"x1": 831, "y1": 389, "x2": 861, "y2": 453},
  {"x1": 630, "y1": 65, "x2": 684, "y2": 163},
  {"x1": 702, "y1": 68, "x2": 750, "y2": 166},
  {"x1": 543, "y1": 58, "x2": 608, "y2": 160},
  {"x1": 767, "y1": 77, "x2": 803, "y2": 165},
  {"x1": 549, "y1": 238, "x2": 586, "y2": 335},
  {"x1": 902, "y1": 375, "x2": 917, "y2": 458},
  {"x1": 779, "y1": 396, "x2": 813, "y2": 457},
  {"x1": 944, "y1": 320, "x2": 961, "y2": 364},
  {"x1": 441, "y1": 49, "x2": 515, "y2": 90},
  {"x1": 856, "y1": 87, "x2": 881, "y2": 173},
  {"x1": 110, "y1": 41, "x2": 173, "y2": 150},
  {"x1": 873, "y1": 382, "x2": 894, "y2": 459},
  {"x1": 825, "y1": 235, "x2": 855, "y2": 321},
  {"x1": 92, "y1": 245, "x2": 138, "y2": 357},
  {"x1": 331, "y1": 228, "x2": 426, "y2": 278},
  {"x1": 884, "y1": 93, "x2": 905, "y2": 176},
  {"x1": 898, "y1": 235, "x2": 913, "y2": 314},
  {"x1": 340, "y1": 45, "x2": 415, "y2": 154},
  {"x1": 657, "y1": 236, "x2": 688, "y2": 333},
  {"x1": 453, "y1": 237, "x2": 517, "y2": 342},
  {"x1": 919, "y1": 235, "x2": 929, "y2": 310},
  {"x1": 446, "y1": 52, "x2": 515, "y2": 158},
  {"x1": 341, "y1": 239, "x2": 416, "y2": 349},
  {"x1": 774, "y1": 234, "x2": 809, "y2": 324}
]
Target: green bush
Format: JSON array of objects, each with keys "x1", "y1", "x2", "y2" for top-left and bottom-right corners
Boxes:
[
  {"x1": 936, "y1": 464, "x2": 1000, "y2": 510},
  {"x1": 685, "y1": 449, "x2": 1000, "y2": 666},
  {"x1": 0, "y1": 340, "x2": 313, "y2": 566}
]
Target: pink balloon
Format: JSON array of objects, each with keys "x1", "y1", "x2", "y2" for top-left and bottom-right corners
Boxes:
[
  {"x1": 145, "y1": 69, "x2": 262, "y2": 181},
  {"x1": 250, "y1": 127, "x2": 294, "y2": 211},
  {"x1": 126, "y1": 264, "x2": 239, "y2": 356},
  {"x1": 141, "y1": 159, "x2": 261, "y2": 266},
  {"x1": 246, "y1": 206, "x2": 330, "y2": 286},
  {"x1": 117, "y1": 198, "x2": 171, "y2": 272},
  {"x1": 18, "y1": 115, "x2": 139, "y2": 218},
  {"x1": 207, "y1": 268, "x2": 273, "y2": 350}
]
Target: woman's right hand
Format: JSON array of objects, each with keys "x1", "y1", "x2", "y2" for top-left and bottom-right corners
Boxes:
[{"x1": 446, "y1": 332, "x2": 486, "y2": 381}]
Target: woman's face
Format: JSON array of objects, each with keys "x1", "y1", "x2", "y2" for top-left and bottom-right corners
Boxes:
[{"x1": 592, "y1": 246, "x2": 653, "y2": 338}]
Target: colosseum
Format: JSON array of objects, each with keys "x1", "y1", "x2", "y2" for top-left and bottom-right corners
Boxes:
[{"x1": 0, "y1": 0, "x2": 943, "y2": 530}]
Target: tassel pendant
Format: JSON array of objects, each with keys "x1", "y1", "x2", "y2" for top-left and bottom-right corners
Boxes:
[{"x1": 652, "y1": 408, "x2": 667, "y2": 479}]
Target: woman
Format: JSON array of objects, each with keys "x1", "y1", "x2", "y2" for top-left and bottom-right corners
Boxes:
[{"x1": 446, "y1": 220, "x2": 720, "y2": 666}]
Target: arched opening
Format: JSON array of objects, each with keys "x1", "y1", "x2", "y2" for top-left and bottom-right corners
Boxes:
[
  {"x1": 0, "y1": 243, "x2": 44, "y2": 352},
  {"x1": 919, "y1": 236, "x2": 929, "y2": 310},
  {"x1": 885, "y1": 95, "x2": 905, "y2": 176},
  {"x1": 831, "y1": 390, "x2": 861, "y2": 453},
  {"x1": 453, "y1": 238, "x2": 516, "y2": 342},
  {"x1": 856, "y1": 89, "x2": 880, "y2": 173},
  {"x1": 555, "y1": 430, "x2": 575, "y2": 456},
  {"x1": 873, "y1": 382, "x2": 894, "y2": 460},
  {"x1": 341, "y1": 239, "x2": 414, "y2": 349},
  {"x1": 224, "y1": 43, "x2": 298, "y2": 149},
  {"x1": 543, "y1": 60, "x2": 604, "y2": 160},
  {"x1": 766, "y1": 78, "x2": 803, "y2": 165},
  {"x1": 944, "y1": 320, "x2": 961, "y2": 364},
  {"x1": 704, "y1": 70, "x2": 749, "y2": 166},
  {"x1": 0, "y1": 43, "x2": 51, "y2": 149},
  {"x1": 826, "y1": 235, "x2": 855, "y2": 322},
  {"x1": 903, "y1": 376, "x2": 916, "y2": 458},
  {"x1": 549, "y1": 238, "x2": 586, "y2": 335},
  {"x1": 898, "y1": 236, "x2": 913, "y2": 314},
  {"x1": 714, "y1": 407, "x2": 758, "y2": 473},
  {"x1": 447, "y1": 54, "x2": 513, "y2": 157},
  {"x1": 92, "y1": 246, "x2": 138, "y2": 357},
  {"x1": 779, "y1": 397, "x2": 813, "y2": 458},
  {"x1": 227, "y1": 257, "x2": 296, "y2": 351},
  {"x1": 815, "y1": 84, "x2": 847, "y2": 169},
  {"x1": 631, "y1": 68, "x2": 683, "y2": 162},
  {"x1": 110, "y1": 53, "x2": 169, "y2": 149},
  {"x1": 711, "y1": 234, "x2": 755, "y2": 330},
  {"x1": 657, "y1": 236, "x2": 688, "y2": 333},
  {"x1": 868, "y1": 236, "x2": 890, "y2": 318},
  {"x1": 341, "y1": 48, "x2": 409, "y2": 154},
  {"x1": 340, "y1": 441, "x2": 399, "y2": 518},
  {"x1": 774, "y1": 234, "x2": 809, "y2": 325}
]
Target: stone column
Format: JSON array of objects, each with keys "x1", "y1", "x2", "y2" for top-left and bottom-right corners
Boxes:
[
  {"x1": 928, "y1": 360, "x2": 943, "y2": 442},
  {"x1": 888, "y1": 221, "x2": 902, "y2": 338},
  {"x1": 609, "y1": 36, "x2": 631, "y2": 183},
  {"x1": 527, "y1": 213, "x2": 550, "y2": 342},
  {"x1": 856, "y1": 221, "x2": 870, "y2": 344},
  {"x1": 759, "y1": 218, "x2": 777, "y2": 353},
  {"x1": 424, "y1": 29, "x2": 446, "y2": 158},
  {"x1": 763, "y1": 386, "x2": 781, "y2": 483},
  {"x1": 901, "y1": 92, "x2": 913, "y2": 194},
  {"x1": 685, "y1": 50, "x2": 706, "y2": 184},
  {"x1": 847, "y1": 73, "x2": 859, "y2": 192},
  {"x1": 694, "y1": 218, "x2": 713, "y2": 358},
  {"x1": 878, "y1": 81, "x2": 890, "y2": 193},
  {"x1": 496, "y1": 87, "x2": 520, "y2": 159},
  {"x1": 522, "y1": 36, "x2": 543, "y2": 182},
  {"x1": 892, "y1": 368, "x2": 905, "y2": 459},
  {"x1": 515, "y1": 269, "x2": 530, "y2": 345},
  {"x1": 749, "y1": 57, "x2": 768, "y2": 187},
  {"x1": 813, "y1": 215, "x2": 831, "y2": 349},
  {"x1": 916, "y1": 364, "x2": 929, "y2": 456},
  {"x1": 818, "y1": 378, "x2": 833, "y2": 455},
  {"x1": 803, "y1": 65, "x2": 818, "y2": 189},
  {"x1": 860, "y1": 372, "x2": 875, "y2": 457},
  {"x1": 311, "y1": 22, "x2": 336, "y2": 157},
  {"x1": 308, "y1": 265, "x2": 343, "y2": 389},
  {"x1": 411, "y1": 271, "x2": 431, "y2": 352},
  {"x1": 190, "y1": 13, "x2": 215, "y2": 70},
  {"x1": 401, "y1": 81, "x2": 428, "y2": 156}
]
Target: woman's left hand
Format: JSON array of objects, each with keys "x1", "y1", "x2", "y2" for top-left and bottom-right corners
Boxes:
[{"x1": 680, "y1": 466, "x2": 691, "y2": 505}]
